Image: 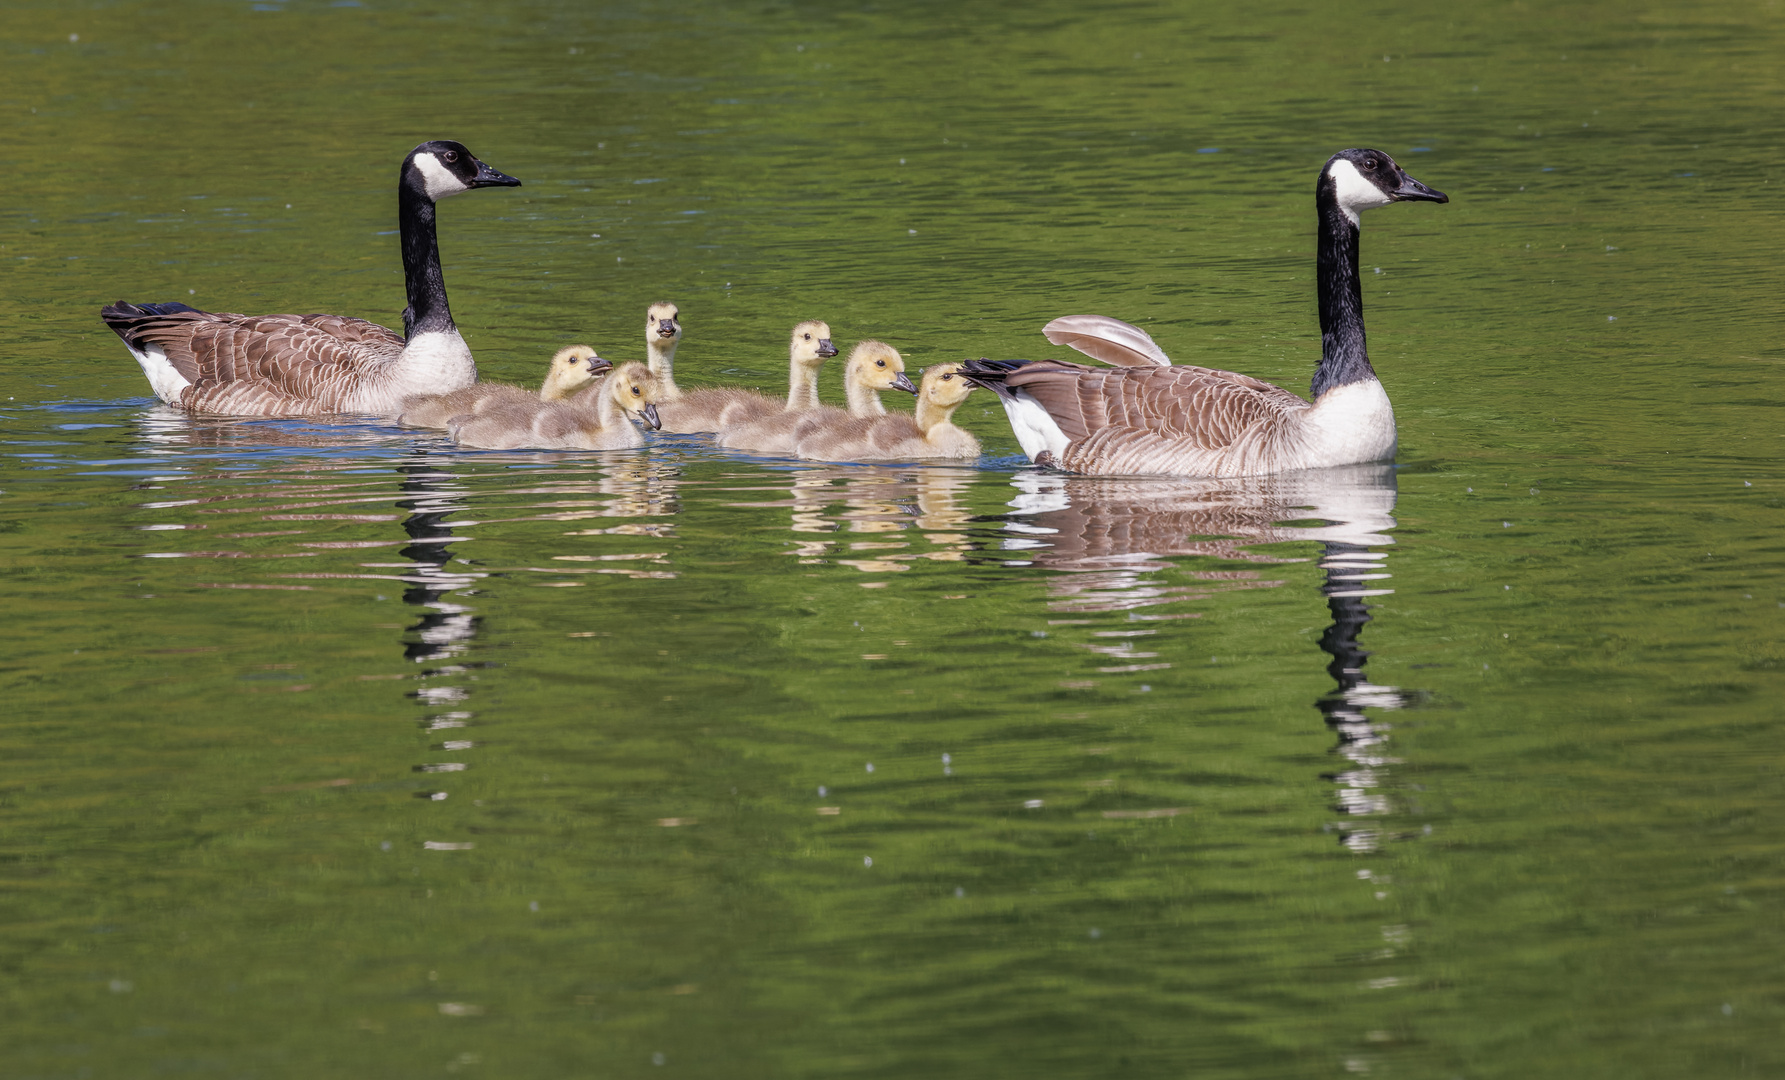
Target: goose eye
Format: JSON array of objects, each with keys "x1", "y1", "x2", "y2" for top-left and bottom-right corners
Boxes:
[
  {"x1": 1363, "y1": 157, "x2": 1379, "y2": 170},
  {"x1": 443, "y1": 150, "x2": 459, "y2": 164}
]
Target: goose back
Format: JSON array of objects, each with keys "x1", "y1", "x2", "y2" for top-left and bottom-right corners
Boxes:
[
  {"x1": 102, "y1": 303, "x2": 421, "y2": 417},
  {"x1": 963, "y1": 358, "x2": 1326, "y2": 475}
]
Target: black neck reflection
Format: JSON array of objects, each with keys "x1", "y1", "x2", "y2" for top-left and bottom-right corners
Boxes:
[
  {"x1": 395, "y1": 463, "x2": 481, "y2": 663},
  {"x1": 1314, "y1": 539, "x2": 1423, "y2": 853}
]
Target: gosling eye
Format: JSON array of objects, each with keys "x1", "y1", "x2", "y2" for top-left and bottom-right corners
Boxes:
[
  {"x1": 631, "y1": 386, "x2": 641, "y2": 396},
  {"x1": 875, "y1": 359, "x2": 886, "y2": 367},
  {"x1": 802, "y1": 333, "x2": 811, "y2": 340},
  {"x1": 941, "y1": 373, "x2": 954, "y2": 380}
]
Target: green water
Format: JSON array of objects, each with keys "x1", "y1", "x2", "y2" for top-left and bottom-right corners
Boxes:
[{"x1": 4, "y1": 0, "x2": 1783, "y2": 1076}]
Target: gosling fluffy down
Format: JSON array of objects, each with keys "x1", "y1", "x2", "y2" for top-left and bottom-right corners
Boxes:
[
  {"x1": 655, "y1": 320, "x2": 840, "y2": 434},
  {"x1": 793, "y1": 363, "x2": 979, "y2": 461},
  {"x1": 717, "y1": 340, "x2": 916, "y2": 456},
  {"x1": 449, "y1": 361, "x2": 665, "y2": 451},
  {"x1": 398, "y1": 345, "x2": 608, "y2": 429}
]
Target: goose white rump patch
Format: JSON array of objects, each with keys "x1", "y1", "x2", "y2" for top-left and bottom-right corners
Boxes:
[
  {"x1": 998, "y1": 392, "x2": 1071, "y2": 461},
  {"x1": 127, "y1": 343, "x2": 192, "y2": 405}
]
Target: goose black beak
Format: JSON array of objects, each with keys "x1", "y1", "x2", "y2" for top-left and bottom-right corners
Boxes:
[
  {"x1": 891, "y1": 372, "x2": 918, "y2": 394},
  {"x1": 817, "y1": 340, "x2": 839, "y2": 358},
  {"x1": 585, "y1": 355, "x2": 612, "y2": 375},
  {"x1": 1391, "y1": 172, "x2": 1447, "y2": 203},
  {"x1": 469, "y1": 160, "x2": 522, "y2": 188},
  {"x1": 641, "y1": 403, "x2": 662, "y2": 430}
]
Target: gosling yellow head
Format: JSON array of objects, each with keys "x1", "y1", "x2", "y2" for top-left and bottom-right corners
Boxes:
[
  {"x1": 646, "y1": 301, "x2": 681, "y2": 344},
  {"x1": 541, "y1": 344, "x2": 609, "y2": 398},
  {"x1": 845, "y1": 339, "x2": 917, "y2": 394},
  {"x1": 791, "y1": 320, "x2": 839, "y2": 367},
  {"x1": 919, "y1": 362, "x2": 975, "y2": 408},
  {"x1": 607, "y1": 361, "x2": 666, "y2": 430}
]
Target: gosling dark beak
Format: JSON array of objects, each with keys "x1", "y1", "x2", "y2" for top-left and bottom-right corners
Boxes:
[
  {"x1": 585, "y1": 355, "x2": 612, "y2": 375},
  {"x1": 817, "y1": 339, "x2": 839, "y2": 359},
  {"x1": 891, "y1": 372, "x2": 918, "y2": 394},
  {"x1": 1391, "y1": 171, "x2": 1447, "y2": 204},
  {"x1": 656, "y1": 323, "x2": 679, "y2": 338},
  {"x1": 641, "y1": 403, "x2": 661, "y2": 430},
  {"x1": 469, "y1": 159, "x2": 522, "y2": 188}
]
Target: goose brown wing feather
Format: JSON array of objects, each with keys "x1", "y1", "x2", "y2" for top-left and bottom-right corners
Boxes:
[
  {"x1": 1042, "y1": 315, "x2": 1172, "y2": 367},
  {"x1": 1007, "y1": 361, "x2": 1309, "y2": 452},
  {"x1": 105, "y1": 306, "x2": 406, "y2": 414}
]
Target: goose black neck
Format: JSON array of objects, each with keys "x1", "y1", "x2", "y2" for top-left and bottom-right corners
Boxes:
[
  {"x1": 399, "y1": 185, "x2": 454, "y2": 339},
  {"x1": 1313, "y1": 198, "x2": 1373, "y2": 398}
]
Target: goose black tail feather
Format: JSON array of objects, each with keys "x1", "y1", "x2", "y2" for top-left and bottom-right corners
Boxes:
[
  {"x1": 100, "y1": 301, "x2": 204, "y2": 348},
  {"x1": 957, "y1": 358, "x2": 1037, "y2": 402}
]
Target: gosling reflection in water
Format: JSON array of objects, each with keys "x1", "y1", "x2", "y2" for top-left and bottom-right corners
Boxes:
[
  {"x1": 733, "y1": 465, "x2": 977, "y2": 570},
  {"x1": 1002, "y1": 464, "x2": 1422, "y2": 850}
]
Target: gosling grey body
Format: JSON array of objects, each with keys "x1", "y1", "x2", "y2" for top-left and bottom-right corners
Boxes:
[
  {"x1": 398, "y1": 345, "x2": 609, "y2": 429},
  {"x1": 449, "y1": 362, "x2": 664, "y2": 451},
  {"x1": 655, "y1": 319, "x2": 840, "y2": 434}
]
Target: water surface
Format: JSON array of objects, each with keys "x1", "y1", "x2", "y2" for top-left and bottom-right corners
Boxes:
[{"x1": 3, "y1": 1, "x2": 1782, "y2": 1076}]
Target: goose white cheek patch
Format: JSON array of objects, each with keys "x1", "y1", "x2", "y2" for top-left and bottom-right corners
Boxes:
[
  {"x1": 412, "y1": 153, "x2": 470, "y2": 200},
  {"x1": 1327, "y1": 159, "x2": 1393, "y2": 224}
]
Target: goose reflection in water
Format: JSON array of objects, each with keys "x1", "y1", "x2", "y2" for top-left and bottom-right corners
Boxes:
[
  {"x1": 392, "y1": 460, "x2": 484, "y2": 663},
  {"x1": 1001, "y1": 464, "x2": 1423, "y2": 852}
]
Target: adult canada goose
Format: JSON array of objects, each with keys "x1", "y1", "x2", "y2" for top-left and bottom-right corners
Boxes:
[
  {"x1": 397, "y1": 345, "x2": 609, "y2": 429},
  {"x1": 448, "y1": 361, "x2": 664, "y2": 451},
  {"x1": 793, "y1": 363, "x2": 980, "y2": 462},
  {"x1": 642, "y1": 302, "x2": 685, "y2": 400},
  {"x1": 99, "y1": 140, "x2": 521, "y2": 418},
  {"x1": 960, "y1": 149, "x2": 1447, "y2": 477},
  {"x1": 716, "y1": 340, "x2": 917, "y2": 455},
  {"x1": 654, "y1": 320, "x2": 840, "y2": 434}
]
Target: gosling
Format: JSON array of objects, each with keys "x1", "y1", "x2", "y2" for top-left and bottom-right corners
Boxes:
[
  {"x1": 717, "y1": 340, "x2": 917, "y2": 455},
  {"x1": 793, "y1": 363, "x2": 980, "y2": 461},
  {"x1": 643, "y1": 301, "x2": 684, "y2": 401},
  {"x1": 398, "y1": 345, "x2": 608, "y2": 429},
  {"x1": 655, "y1": 320, "x2": 840, "y2": 434},
  {"x1": 448, "y1": 362, "x2": 664, "y2": 451}
]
